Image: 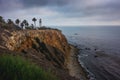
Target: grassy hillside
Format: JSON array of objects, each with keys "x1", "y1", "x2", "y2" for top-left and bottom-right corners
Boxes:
[{"x1": 0, "y1": 55, "x2": 58, "y2": 80}]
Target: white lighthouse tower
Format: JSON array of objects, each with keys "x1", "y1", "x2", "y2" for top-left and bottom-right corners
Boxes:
[{"x1": 39, "y1": 18, "x2": 42, "y2": 27}]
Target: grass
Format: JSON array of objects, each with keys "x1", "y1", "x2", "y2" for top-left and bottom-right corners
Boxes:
[{"x1": 0, "y1": 55, "x2": 58, "y2": 80}]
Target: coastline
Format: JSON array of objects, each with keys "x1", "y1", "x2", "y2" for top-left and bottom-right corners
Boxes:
[
  {"x1": 0, "y1": 26, "x2": 89, "y2": 80},
  {"x1": 66, "y1": 45, "x2": 89, "y2": 80}
]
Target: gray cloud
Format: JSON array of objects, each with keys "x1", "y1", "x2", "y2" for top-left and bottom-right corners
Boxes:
[
  {"x1": 0, "y1": 0, "x2": 69, "y2": 13},
  {"x1": 20, "y1": 0, "x2": 69, "y2": 7},
  {"x1": 0, "y1": 0, "x2": 120, "y2": 25},
  {"x1": 53, "y1": 0, "x2": 120, "y2": 21},
  {"x1": 0, "y1": 0, "x2": 23, "y2": 13}
]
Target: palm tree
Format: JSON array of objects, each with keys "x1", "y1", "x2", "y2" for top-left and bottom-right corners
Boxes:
[
  {"x1": 22, "y1": 20, "x2": 27, "y2": 28},
  {"x1": 23, "y1": 20, "x2": 27, "y2": 25},
  {"x1": 32, "y1": 17, "x2": 37, "y2": 28},
  {"x1": 23, "y1": 20, "x2": 29, "y2": 29},
  {"x1": 15, "y1": 19, "x2": 20, "y2": 26}
]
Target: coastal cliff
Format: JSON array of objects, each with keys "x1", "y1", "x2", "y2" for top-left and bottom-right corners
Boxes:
[
  {"x1": 0, "y1": 28, "x2": 87, "y2": 80},
  {"x1": 5, "y1": 30, "x2": 70, "y2": 69}
]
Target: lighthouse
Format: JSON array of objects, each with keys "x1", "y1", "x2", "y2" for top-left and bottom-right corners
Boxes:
[{"x1": 39, "y1": 18, "x2": 42, "y2": 27}]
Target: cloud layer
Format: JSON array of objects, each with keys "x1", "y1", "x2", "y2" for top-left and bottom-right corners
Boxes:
[{"x1": 0, "y1": 0, "x2": 120, "y2": 26}]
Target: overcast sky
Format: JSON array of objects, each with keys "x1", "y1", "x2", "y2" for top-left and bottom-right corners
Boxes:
[{"x1": 0, "y1": 0, "x2": 120, "y2": 26}]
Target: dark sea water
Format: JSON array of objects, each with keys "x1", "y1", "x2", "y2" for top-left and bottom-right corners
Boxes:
[{"x1": 53, "y1": 26, "x2": 120, "y2": 80}]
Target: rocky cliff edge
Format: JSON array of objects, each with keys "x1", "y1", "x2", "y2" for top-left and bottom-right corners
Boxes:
[{"x1": 0, "y1": 29, "x2": 82, "y2": 80}]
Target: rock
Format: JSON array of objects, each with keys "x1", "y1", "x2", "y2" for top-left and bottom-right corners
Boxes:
[
  {"x1": 94, "y1": 55, "x2": 98, "y2": 58},
  {"x1": 0, "y1": 29, "x2": 80, "y2": 80},
  {"x1": 85, "y1": 48, "x2": 91, "y2": 50},
  {"x1": 94, "y1": 48, "x2": 97, "y2": 51}
]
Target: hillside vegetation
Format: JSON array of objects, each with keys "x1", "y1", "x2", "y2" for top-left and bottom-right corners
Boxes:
[
  {"x1": 0, "y1": 55, "x2": 58, "y2": 80},
  {"x1": 0, "y1": 16, "x2": 79, "y2": 80}
]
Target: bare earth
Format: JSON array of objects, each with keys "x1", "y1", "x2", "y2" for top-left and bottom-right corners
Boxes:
[{"x1": 66, "y1": 45, "x2": 88, "y2": 80}]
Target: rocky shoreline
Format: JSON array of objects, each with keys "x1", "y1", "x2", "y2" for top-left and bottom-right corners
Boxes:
[{"x1": 66, "y1": 45, "x2": 89, "y2": 80}]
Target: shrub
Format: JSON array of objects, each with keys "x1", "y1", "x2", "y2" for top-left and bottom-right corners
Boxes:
[{"x1": 0, "y1": 55, "x2": 58, "y2": 80}]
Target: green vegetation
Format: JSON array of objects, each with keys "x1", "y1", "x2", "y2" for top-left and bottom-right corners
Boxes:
[
  {"x1": 0, "y1": 16, "x2": 61, "y2": 31},
  {"x1": 0, "y1": 55, "x2": 58, "y2": 80},
  {"x1": 32, "y1": 17, "x2": 37, "y2": 27},
  {"x1": 15, "y1": 19, "x2": 20, "y2": 26}
]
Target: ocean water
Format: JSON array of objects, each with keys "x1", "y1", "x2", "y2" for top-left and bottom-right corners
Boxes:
[
  {"x1": 57, "y1": 26, "x2": 120, "y2": 55},
  {"x1": 55, "y1": 26, "x2": 120, "y2": 80}
]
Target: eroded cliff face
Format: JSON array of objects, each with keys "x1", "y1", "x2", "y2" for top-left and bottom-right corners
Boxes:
[
  {"x1": 6, "y1": 30, "x2": 69, "y2": 53},
  {"x1": 4, "y1": 30, "x2": 70, "y2": 68},
  {"x1": 0, "y1": 29, "x2": 80, "y2": 80}
]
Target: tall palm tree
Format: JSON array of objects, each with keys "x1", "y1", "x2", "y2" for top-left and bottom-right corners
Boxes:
[
  {"x1": 15, "y1": 19, "x2": 20, "y2": 26},
  {"x1": 32, "y1": 17, "x2": 37, "y2": 28}
]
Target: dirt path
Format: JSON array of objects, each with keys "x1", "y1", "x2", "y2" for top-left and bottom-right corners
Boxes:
[{"x1": 66, "y1": 45, "x2": 88, "y2": 80}]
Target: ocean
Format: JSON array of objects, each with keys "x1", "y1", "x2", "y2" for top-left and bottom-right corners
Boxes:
[{"x1": 54, "y1": 26, "x2": 120, "y2": 80}]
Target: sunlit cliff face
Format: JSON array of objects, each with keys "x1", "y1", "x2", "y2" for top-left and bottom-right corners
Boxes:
[
  {"x1": 2, "y1": 30, "x2": 70, "y2": 68},
  {"x1": 6, "y1": 30, "x2": 69, "y2": 53}
]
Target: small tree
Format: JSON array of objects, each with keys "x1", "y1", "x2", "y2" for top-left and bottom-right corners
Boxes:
[
  {"x1": 31, "y1": 24, "x2": 34, "y2": 29},
  {"x1": 22, "y1": 20, "x2": 27, "y2": 28},
  {"x1": 15, "y1": 19, "x2": 20, "y2": 26},
  {"x1": 32, "y1": 17, "x2": 37, "y2": 27},
  {"x1": 20, "y1": 22, "x2": 24, "y2": 29},
  {"x1": 0, "y1": 16, "x2": 5, "y2": 26},
  {"x1": 0, "y1": 16, "x2": 3, "y2": 22},
  {"x1": 26, "y1": 22, "x2": 29, "y2": 27},
  {"x1": 7, "y1": 19, "x2": 14, "y2": 25},
  {"x1": 22, "y1": 20, "x2": 29, "y2": 29},
  {"x1": 23, "y1": 20, "x2": 27, "y2": 25}
]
